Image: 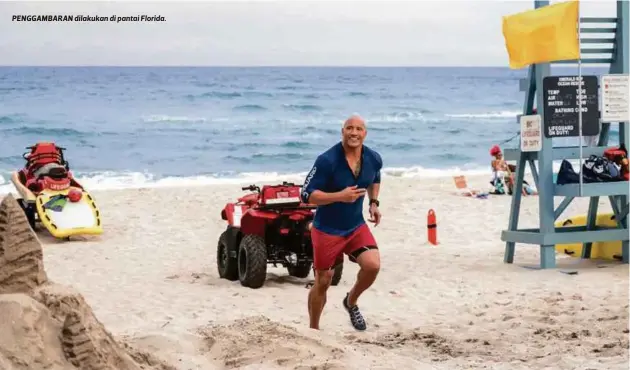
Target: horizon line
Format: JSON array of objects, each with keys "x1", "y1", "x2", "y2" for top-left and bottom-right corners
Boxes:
[
  {"x1": 0, "y1": 64, "x2": 607, "y2": 71},
  {"x1": 0, "y1": 64, "x2": 518, "y2": 68},
  {"x1": 0, "y1": 64, "x2": 608, "y2": 69}
]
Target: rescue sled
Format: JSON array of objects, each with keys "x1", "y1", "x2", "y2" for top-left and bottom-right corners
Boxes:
[{"x1": 10, "y1": 142, "x2": 103, "y2": 239}]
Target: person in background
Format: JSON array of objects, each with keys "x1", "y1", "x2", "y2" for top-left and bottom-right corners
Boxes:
[
  {"x1": 490, "y1": 145, "x2": 512, "y2": 194},
  {"x1": 489, "y1": 145, "x2": 537, "y2": 195}
]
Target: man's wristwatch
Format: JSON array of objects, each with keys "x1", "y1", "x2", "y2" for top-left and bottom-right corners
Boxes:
[{"x1": 369, "y1": 199, "x2": 379, "y2": 207}]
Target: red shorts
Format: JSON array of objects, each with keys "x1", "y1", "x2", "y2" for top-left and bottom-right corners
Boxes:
[{"x1": 311, "y1": 224, "x2": 377, "y2": 270}]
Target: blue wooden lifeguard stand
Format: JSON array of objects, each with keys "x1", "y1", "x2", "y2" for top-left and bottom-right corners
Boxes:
[{"x1": 502, "y1": 0, "x2": 629, "y2": 269}]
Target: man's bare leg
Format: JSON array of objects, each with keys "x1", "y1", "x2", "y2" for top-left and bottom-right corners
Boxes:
[
  {"x1": 308, "y1": 269, "x2": 333, "y2": 329},
  {"x1": 347, "y1": 249, "x2": 380, "y2": 306}
]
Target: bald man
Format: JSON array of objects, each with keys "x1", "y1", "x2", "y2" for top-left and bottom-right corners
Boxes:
[{"x1": 301, "y1": 115, "x2": 383, "y2": 331}]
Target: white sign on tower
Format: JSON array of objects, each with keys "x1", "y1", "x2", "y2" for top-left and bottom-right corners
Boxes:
[
  {"x1": 520, "y1": 114, "x2": 542, "y2": 152},
  {"x1": 601, "y1": 74, "x2": 629, "y2": 122}
]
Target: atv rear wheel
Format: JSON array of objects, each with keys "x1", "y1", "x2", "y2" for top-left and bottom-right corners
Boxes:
[
  {"x1": 287, "y1": 263, "x2": 312, "y2": 279},
  {"x1": 217, "y1": 229, "x2": 239, "y2": 281},
  {"x1": 331, "y1": 262, "x2": 343, "y2": 286},
  {"x1": 238, "y1": 234, "x2": 268, "y2": 288}
]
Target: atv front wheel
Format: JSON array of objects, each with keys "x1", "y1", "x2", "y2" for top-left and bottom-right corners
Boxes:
[
  {"x1": 287, "y1": 263, "x2": 312, "y2": 279},
  {"x1": 238, "y1": 234, "x2": 268, "y2": 288},
  {"x1": 217, "y1": 229, "x2": 239, "y2": 281},
  {"x1": 331, "y1": 263, "x2": 343, "y2": 286}
]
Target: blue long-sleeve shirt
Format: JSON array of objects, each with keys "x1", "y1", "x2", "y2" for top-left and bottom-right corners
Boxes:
[{"x1": 301, "y1": 142, "x2": 383, "y2": 236}]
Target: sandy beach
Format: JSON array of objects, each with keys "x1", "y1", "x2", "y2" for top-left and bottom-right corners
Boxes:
[{"x1": 0, "y1": 174, "x2": 628, "y2": 370}]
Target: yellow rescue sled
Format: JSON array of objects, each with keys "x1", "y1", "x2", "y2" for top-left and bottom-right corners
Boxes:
[
  {"x1": 10, "y1": 142, "x2": 103, "y2": 239},
  {"x1": 555, "y1": 213, "x2": 622, "y2": 261}
]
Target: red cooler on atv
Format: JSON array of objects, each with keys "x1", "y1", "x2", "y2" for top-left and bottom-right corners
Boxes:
[{"x1": 217, "y1": 182, "x2": 343, "y2": 289}]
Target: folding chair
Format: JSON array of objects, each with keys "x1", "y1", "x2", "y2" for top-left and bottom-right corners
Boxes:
[{"x1": 453, "y1": 175, "x2": 477, "y2": 196}]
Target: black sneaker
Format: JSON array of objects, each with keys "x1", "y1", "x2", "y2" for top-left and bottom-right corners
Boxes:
[{"x1": 342, "y1": 293, "x2": 366, "y2": 331}]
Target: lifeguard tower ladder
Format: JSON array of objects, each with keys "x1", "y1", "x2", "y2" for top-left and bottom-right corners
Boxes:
[{"x1": 502, "y1": 0, "x2": 629, "y2": 268}]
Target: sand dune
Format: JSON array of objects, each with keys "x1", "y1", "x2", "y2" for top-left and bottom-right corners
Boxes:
[
  {"x1": 0, "y1": 175, "x2": 628, "y2": 369},
  {"x1": 0, "y1": 194, "x2": 175, "y2": 370}
]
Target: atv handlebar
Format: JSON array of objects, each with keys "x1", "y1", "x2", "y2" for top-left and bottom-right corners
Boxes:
[
  {"x1": 281, "y1": 181, "x2": 302, "y2": 187},
  {"x1": 241, "y1": 185, "x2": 261, "y2": 192},
  {"x1": 241, "y1": 181, "x2": 303, "y2": 192},
  {"x1": 25, "y1": 145, "x2": 66, "y2": 150}
]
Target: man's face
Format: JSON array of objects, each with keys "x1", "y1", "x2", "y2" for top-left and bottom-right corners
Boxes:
[{"x1": 341, "y1": 118, "x2": 367, "y2": 148}]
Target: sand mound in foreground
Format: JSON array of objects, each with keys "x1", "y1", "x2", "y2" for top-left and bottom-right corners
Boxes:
[
  {"x1": 0, "y1": 194, "x2": 176, "y2": 370},
  {"x1": 197, "y1": 315, "x2": 346, "y2": 369}
]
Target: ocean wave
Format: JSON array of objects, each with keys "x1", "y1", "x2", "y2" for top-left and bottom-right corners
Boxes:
[
  {"x1": 142, "y1": 115, "x2": 208, "y2": 123},
  {"x1": 443, "y1": 128, "x2": 464, "y2": 135},
  {"x1": 282, "y1": 104, "x2": 323, "y2": 112},
  {"x1": 0, "y1": 114, "x2": 24, "y2": 124},
  {"x1": 445, "y1": 110, "x2": 520, "y2": 119},
  {"x1": 133, "y1": 109, "x2": 516, "y2": 128},
  {"x1": 125, "y1": 113, "x2": 627, "y2": 133},
  {"x1": 185, "y1": 91, "x2": 242, "y2": 100},
  {"x1": 0, "y1": 160, "x2": 583, "y2": 194},
  {"x1": 377, "y1": 142, "x2": 422, "y2": 150},
  {"x1": 0, "y1": 165, "x2": 481, "y2": 193},
  {"x1": 0, "y1": 86, "x2": 48, "y2": 93},
  {"x1": 242, "y1": 91, "x2": 275, "y2": 98},
  {"x1": 224, "y1": 152, "x2": 307, "y2": 163},
  {"x1": 367, "y1": 112, "x2": 427, "y2": 123},
  {"x1": 192, "y1": 82, "x2": 220, "y2": 88},
  {"x1": 233, "y1": 104, "x2": 267, "y2": 112},
  {"x1": 388, "y1": 106, "x2": 432, "y2": 114},
  {"x1": 0, "y1": 126, "x2": 90, "y2": 137},
  {"x1": 0, "y1": 155, "x2": 27, "y2": 166},
  {"x1": 347, "y1": 91, "x2": 369, "y2": 97},
  {"x1": 282, "y1": 141, "x2": 312, "y2": 149},
  {"x1": 276, "y1": 86, "x2": 301, "y2": 91},
  {"x1": 430, "y1": 152, "x2": 475, "y2": 162},
  {"x1": 183, "y1": 90, "x2": 275, "y2": 100}
]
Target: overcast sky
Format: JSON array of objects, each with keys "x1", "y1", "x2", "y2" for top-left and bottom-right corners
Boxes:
[{"x1": 0, "y1": 0, "x2": 619, "y2": 66}]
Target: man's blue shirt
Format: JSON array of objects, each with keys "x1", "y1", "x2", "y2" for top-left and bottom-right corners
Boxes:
[{"x1": 301, "y1": 142, "x2": 383, "y2": 236}]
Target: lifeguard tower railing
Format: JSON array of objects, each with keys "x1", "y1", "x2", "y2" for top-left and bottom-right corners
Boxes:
[{"x1": 502, "y1": 0, "x2": 629, "y2": 269}]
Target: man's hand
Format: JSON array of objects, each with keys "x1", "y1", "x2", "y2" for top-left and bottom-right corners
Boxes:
[
  {"x1": 338, "y1": 185, "x2": 366, "y2": 203},
  {"x1": 368, "y1": 204, "x2": 381, "y2": 226}
]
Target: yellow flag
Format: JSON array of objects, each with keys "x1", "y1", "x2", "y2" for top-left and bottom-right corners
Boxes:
[{"x1": 502, "y1": 0, "x2": 580, "y2": 69}]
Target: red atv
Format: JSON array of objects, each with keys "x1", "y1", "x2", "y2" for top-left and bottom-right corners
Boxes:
[{"x1": 217, "y1": 181, "x2": 343, "y2": 289}]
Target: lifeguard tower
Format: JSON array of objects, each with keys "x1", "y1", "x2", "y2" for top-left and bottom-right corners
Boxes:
[{"x1": 502, "y1": 0, "x2": 629, "y2": 268}]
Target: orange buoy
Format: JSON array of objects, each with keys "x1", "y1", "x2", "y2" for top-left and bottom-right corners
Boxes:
[
  {"x1": 68, "y1": 189, "x2": 82, "y2": 203},
  {"x1": 427, "y1": 209, "x2": 437, "y2": 245}
]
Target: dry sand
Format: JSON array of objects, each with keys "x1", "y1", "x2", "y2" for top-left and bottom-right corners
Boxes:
[
  {"x1": 0, "y1": 174, "x2": 628, "y2": 370},
  {"x1": 0, "y1": 194, "x2": 175, "y2": 370}
]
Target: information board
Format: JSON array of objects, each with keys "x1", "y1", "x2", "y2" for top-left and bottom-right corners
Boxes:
[
  {"x1": 601, "y1": 74, "x2": 629, "y2": 122},
  {"x1": 520, "y1": 114, "x2": 542, "y2": 152},
  {"x1": 542, "y1": 75, "x2": 599, "y2": 138}
]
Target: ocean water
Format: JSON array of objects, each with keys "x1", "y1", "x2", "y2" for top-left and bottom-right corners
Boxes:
[{"x1": 0, "y1": 66, "x2": 616, "y2": 192}]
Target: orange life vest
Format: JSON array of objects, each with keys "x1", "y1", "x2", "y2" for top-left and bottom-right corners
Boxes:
[{"x1": 24, "y1": 142, "x2": 65, "y2": 173}]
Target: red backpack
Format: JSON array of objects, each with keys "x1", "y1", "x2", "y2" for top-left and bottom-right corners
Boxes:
[{"x1": 604, "y1": 145, "x2": 629, "y2": 181}]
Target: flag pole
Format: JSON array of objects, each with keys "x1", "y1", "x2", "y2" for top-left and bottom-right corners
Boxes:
[{"x1": 577, "y1": 1, "x2": 583, "y2": 197}]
